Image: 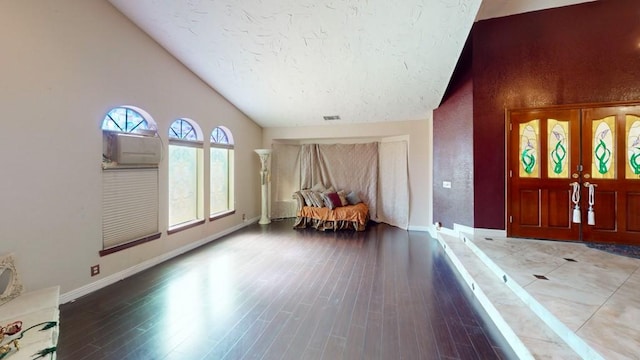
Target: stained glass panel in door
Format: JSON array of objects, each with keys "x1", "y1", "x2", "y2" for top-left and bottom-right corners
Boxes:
[
  {"x1": 519, "y1": 120, "x2": 540, "y2": 178},
  {"x1": 626, "y1": 115, "x2": 640, "y2": 179},
  {"x1": 591, "y1": 116, "x2": 616, "y2": 179},
  {"x1": 547, "y1": 119, "x2": 569, "y2": 179}
]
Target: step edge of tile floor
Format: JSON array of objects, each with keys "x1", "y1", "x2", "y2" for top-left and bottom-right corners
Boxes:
[
  {"x1": 437, "y1": 231, "x2": 587, "y2": 360},
  {"x1": 452, "y1": 230, "x2": 605, "y2": 360}
]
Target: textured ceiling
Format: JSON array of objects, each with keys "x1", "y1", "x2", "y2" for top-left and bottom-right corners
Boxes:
[{"x1": 108, "y1": 0, "x2": 595, "y2": 128}]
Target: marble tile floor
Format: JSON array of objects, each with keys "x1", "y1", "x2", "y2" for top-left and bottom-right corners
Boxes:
[{"x1": 436, "y1": 231, "x2": 640, "y2": 360}]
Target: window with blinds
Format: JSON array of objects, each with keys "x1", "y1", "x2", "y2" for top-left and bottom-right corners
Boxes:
[
  {"x1": 102, "y1": 168, "x2": 159, "y2": 249},
  {"x1": 100, "y1": 106, "x2": 160, "y2": 253}
]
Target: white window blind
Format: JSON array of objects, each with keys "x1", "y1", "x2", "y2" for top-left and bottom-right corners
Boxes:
[{"x1": 102, "y1": 168, "x2": 159, "y2": 249}]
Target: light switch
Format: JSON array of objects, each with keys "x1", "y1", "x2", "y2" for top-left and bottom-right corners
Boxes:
[{"x1": 443, "y1": 181, "x2": 451, "y2": 189}]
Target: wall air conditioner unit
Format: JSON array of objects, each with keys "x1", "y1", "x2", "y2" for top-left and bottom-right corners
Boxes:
[{"x1": 112, "y1": 133, "x2": 162, "y2": 165}]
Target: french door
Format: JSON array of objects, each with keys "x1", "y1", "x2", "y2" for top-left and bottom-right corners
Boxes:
[{"x1": 507, "y1": 104, "x2": 640, "y2": 244}]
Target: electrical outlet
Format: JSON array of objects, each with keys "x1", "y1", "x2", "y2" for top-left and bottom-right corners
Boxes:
[
  {"x1": 242, "y1": 213, "x2": 246, "y2": 221},
  {"x1": 90, "y1": 264, "x2": 100, "y2": 277}
]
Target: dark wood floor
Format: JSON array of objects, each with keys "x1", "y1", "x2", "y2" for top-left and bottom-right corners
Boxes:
[{"x1": 57, "y1": 220, "x2": 517, "y2": 360}]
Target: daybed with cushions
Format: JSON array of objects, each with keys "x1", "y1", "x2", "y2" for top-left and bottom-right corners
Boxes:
[{"x1": 293, "y1": 185, "x2": 369, "y2": 231}]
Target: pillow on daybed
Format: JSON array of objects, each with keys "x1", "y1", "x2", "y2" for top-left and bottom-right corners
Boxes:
[
  {"x1": 323, "y1": 192, "x2": 342, "y2": 210},
  {"x1": 300, "y1": 190, "x2": 315, "y2": 207},
  {"x1": 346, "y1": 191, "x2": 362, "y2": 205},
  {"x1": 310, "y1": 191, "x2": 325, "y2": 207},
  {"x1": 337, "y1": 190, "x2": 349, "y2": 206}
]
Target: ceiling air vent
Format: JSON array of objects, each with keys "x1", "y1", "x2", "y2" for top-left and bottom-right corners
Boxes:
[{"x1": 323, "y1": 115, "x2": 341, "y2": 121}]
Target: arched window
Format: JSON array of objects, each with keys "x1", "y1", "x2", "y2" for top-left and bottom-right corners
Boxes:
[
  {"x1": 100, "y1": 106, "x2": 160, "y2": 255},
  {"x1": 169, "y1": 118, "x2": 198, "y2": 140},
  {"x1": 101, "y1": 106, "x2": 156, "y2": 135},
  {"x1": 168, "y1": 118, "x2": 204, "y2": 230},
  {"x1": 211, "y1": 127, "x2": 229, "y2": 144},
  {"x1": 210, "y1": 126, "x2": 235, "y2": 217},
  {"x1": 101, "y1": 106, "x2": 160, "y2": 166}
]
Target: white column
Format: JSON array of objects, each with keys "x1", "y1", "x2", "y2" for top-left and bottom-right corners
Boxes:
[{"x1": 254, "y1": 149, "x2": 272, "y2": 225}]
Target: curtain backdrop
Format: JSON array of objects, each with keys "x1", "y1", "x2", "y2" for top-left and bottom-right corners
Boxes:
[
  {"x1": 300, "y1": 143, "x2": 379, "y2": 221},
  {"x1": 378, "y1": 141, "x2": 409, "y2": 229},
  {"x1": 270, "y1": 143, "x2": 301, "y2": 219},
  {"x1": 271, "y1": 141, "x2": 409, "y2": 228}
]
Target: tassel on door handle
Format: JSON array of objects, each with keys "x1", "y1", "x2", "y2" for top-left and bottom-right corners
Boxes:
[
  {"x1": 570, "y1": 182, "x2": 581, "y2": 223},
  {"x1": 584, "y1": 182, "x2": 597, "y2": 226}
]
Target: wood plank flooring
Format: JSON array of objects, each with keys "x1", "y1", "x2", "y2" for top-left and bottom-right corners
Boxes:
[{"x1": 57, "y1": 220, "x2": 517, "y2": 359}]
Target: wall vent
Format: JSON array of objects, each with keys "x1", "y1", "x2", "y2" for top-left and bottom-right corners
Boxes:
[{"x1": 323, "y1": 115, "x2": 341, "y2": 121}]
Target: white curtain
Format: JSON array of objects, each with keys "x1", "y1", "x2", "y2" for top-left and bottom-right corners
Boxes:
[
  {"x1": 270, "y1": 144, "x2": 301, "y2": 218},
  {"x1": 270, "y1": 141, "x2": 409, "y2": 228},
  {"x1": 378, "y1": 141, "x2": 409, "y2": 229},
  {"x1": 300, "y1": 143, "x2": 379, "y2": 221}
]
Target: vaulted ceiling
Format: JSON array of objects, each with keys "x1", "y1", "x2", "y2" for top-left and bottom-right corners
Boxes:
[{"x1": 108, "y1": 0, "x2": 595, "y2": 128}]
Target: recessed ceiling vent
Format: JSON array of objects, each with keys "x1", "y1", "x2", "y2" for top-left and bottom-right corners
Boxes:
[{"x1": 323, "y1": 115, "x2": 341, "y2": 121}]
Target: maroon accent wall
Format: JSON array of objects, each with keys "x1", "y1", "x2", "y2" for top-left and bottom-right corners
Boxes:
[
  {"x1": 471, "y1": 0, "x2": 640, "y2": 229},
  {"x1": 433, "y1": 72, "x2": 474, "y2": 229}
]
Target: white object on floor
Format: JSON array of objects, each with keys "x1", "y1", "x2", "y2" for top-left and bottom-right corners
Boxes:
[{"x1": 0, "y1": 253, "x2": 60, "y2": 360}]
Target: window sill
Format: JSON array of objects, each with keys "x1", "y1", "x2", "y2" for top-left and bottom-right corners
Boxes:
[
  {"x1": 167, "y1": 219, "x2": 205, "y2": 235},
  {"x1": 99, "y1": 232, "x2": 162, "y2": 257},
  {"x1": 209, "y1": 210, "x2": 235, "y2": 221}
]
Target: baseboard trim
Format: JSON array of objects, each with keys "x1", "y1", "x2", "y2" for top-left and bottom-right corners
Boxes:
[
  {"x1": 407, "y1": 225, "x2": 431, "y2": 232},
  {"x1": 453, "y1": 223, "x2": 506, "y2": 238},
  {"x1": 60, "y1": 217, "x2": 259, "y2": 304},
  {"x1": 438, "y1": 226, "x2": 458, "y2": 237},
  {"x1": 473, "y1": 228, "x2": 507, "y2": 238},
  {"x1": 453, "y1": 223, "x2": 474, "y2": 235}
]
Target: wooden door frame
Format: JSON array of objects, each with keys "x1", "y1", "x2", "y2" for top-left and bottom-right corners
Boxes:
[
  {"x1": 506, "y1": 108, "x2": 581, "y2": 241},
  {"x1": 580, "y1": 105, "x2": 640, "y2": 243},
  {"x1": 506, "y1": 100, "x2": 640, "y2": 240}
]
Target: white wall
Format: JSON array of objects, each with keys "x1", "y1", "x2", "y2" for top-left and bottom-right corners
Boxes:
[
  {"x1": 263, "y1": 119, "x2": 433, "y2": 230},
  {"x1": 0, "y1": 0, "x2": 262, "y2": 296}
]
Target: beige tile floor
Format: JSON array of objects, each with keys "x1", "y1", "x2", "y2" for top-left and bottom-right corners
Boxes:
[{"x1": 457, "y1": 233, "x2": 640, "y2": 360}]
